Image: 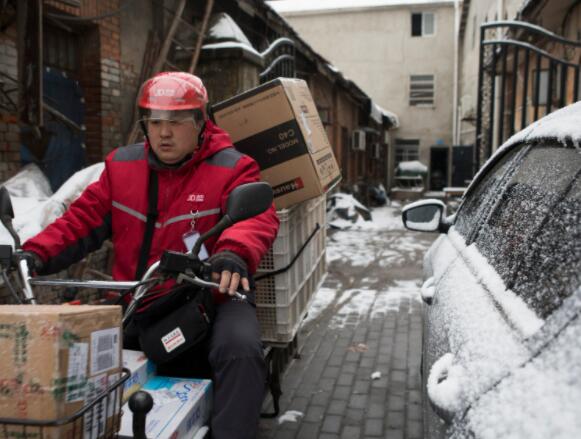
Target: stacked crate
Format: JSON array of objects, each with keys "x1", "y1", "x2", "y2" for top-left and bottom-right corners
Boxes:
[{"x1": 256, "y1": 194, "x2": 327, "y2": 344}]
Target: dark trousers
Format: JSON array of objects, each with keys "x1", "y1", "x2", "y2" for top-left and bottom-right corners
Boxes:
[{"x1": 151, "y1": 297, "x2": 266, "y2": 439}]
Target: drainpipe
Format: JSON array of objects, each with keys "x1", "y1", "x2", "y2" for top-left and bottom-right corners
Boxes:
[
  {"x1": 452, "y1": 0, "x2": 461, "y2": 146},
  {"x1": 498, "y1": 0, "x2": 505, "y2": 21},
  {"x1": 492, "y1": 0, "x2": 505, "y2": 152},
  {"x1": 451, "y1": 0, "x2": 461, "y2": 186}
]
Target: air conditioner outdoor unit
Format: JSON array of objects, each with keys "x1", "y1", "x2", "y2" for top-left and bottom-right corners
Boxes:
[{"x1": 352, "y1": 130, "x2": 366, "y2": 151}]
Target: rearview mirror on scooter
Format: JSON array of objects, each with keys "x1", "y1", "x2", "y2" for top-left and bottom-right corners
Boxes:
[
  {"x1": 225, "y1": 182, "x2": 273, "y2": 224},
  {"x1": 0, "y1": 186, "x2": 21, "y2": 248}
]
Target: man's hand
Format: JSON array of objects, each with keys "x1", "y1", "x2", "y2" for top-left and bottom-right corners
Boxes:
[
  {"x1": 209, "y1": 251, "x2": 250, "y2": 296},
  {"x1": 13, "y1": 250, "x2": 44, "y2": 274}
]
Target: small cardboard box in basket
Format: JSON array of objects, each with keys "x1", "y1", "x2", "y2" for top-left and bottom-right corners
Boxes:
[
  {"x1": 213, "y1": 78, "x2": 341, "y2": 209},
  {"x1": 0, "y1": 305, "x2": 123, "y2": 438}
]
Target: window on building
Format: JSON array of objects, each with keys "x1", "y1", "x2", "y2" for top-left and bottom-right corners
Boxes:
[
  {"x1": 395, "y1": 138, "x2": 420, "y2": 166},
  {"x1": 409, "y1": 74, "x2": 435, "y2": 106},
  {"x1": 411, "y1": 12, "x2": 435, "y2": 37},
  {"x1": 43, "y1": 25, "x2": 79, "y2": 75}
]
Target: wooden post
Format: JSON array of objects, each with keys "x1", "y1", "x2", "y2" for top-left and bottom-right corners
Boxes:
[
  {"x1": 18, "y1": 0, "x2": 43, "y2": 128},
  {"x1": 126, "y1": 0, "x2": 188, "y2": 145},
  {"x1": 188, "y1": 0, "x2": 214, "y2": 74}
]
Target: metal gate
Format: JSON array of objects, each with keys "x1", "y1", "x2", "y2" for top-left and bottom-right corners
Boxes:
[
  {"x1": 259, "y1": 37, "x2": 296, "y2": 83},
  {"x1": 476, "y1": 21, "x2": 581, "y2": 170}
]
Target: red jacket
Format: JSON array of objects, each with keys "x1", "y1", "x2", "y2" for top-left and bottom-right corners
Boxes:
[{"x1": 23, "y1": 120, "x2": 279, "y2": 289}]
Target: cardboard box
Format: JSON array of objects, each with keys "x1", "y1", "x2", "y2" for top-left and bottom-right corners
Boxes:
[
  {"x1": 121, "y1": 349, "x2": 156, "y2": 403},
  {"x1": 213, "y1": 77, "x2": 341, "y2": 209},
  {"x1": 0, "y1": 305, "x2": 122, "y2": 438},
  {"x1": 118, "y1": 376, "x2": 212, "y2": 439}
]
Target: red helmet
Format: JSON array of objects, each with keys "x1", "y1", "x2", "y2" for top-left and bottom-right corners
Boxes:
[{"x1": 138, "y1": 72, "x2": 208, "y2": 116}]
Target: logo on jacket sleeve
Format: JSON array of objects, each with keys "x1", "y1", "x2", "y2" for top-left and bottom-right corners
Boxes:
[{"x1": 187, "y1": 194, "x2": 205, "y2": 202}]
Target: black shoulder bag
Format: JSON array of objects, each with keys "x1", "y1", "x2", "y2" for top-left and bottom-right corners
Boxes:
[{"x1": 132, "y1": 169, "x2": 215, "y2": 364}]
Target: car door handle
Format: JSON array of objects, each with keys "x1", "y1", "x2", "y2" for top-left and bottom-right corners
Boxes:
[
  {"x1": 427, "y1": 353, "x2": 462, "y2": 424},
  {"x1": 421, "y1": 277, "x2": 436, "y2": 305}
]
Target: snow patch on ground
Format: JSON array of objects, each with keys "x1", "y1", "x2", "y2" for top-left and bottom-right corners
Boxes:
[
  {"x1": 278, "y1": 410, "x2": 304, "y2": 425},
  {"x1": 330, "y1": 205, "x2": 404, "y2": 231}
]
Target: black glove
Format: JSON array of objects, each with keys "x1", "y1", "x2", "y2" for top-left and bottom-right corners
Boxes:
[
  {"x1": 208, "y1": 251, "x2": 248, "y2": 278},
  {"x1": 208, "y1": 251, "x2": 249, "y2": 295},
  {"x1": 13, "y1": 250, "x2": 44, "y2": 274}
]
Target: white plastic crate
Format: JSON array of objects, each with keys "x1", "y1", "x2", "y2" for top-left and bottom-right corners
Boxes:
[
  {"x1": 256, "y1": 194, "x2": 326, "y2": 305},
  {"x1": 256, "y1": 194, "x2": 327, "y2": 343},
  {"x1": 257, "y1": 251, "x2": 326, "y2": 343}
]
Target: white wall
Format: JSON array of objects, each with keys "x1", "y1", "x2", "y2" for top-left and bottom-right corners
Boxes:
[{"x1": 274, "y1": 1, "x2": 456, "y2": 182}]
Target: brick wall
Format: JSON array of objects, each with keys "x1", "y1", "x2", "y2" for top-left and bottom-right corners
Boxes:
[
  {"x1": 0, "y1": 0, "x2": 123, "y2": 183},
  {"x1": 0, "y1": 23, "x2": 20, "y2": 182},
  {"x1": 97, "y1": 1, "x2": 123, "y2": 155}
]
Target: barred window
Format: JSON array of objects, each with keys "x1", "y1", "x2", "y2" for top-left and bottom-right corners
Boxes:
[
  {"x1": 395, "y1": 138, "x2": 420, "y2": 166},
  {"x1": 410, "y1": 74, "x2": 435, "y2": 106}
]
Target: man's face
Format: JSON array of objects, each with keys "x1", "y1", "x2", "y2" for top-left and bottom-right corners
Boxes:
[{"x1": 147, "y1": 118, "x2": 201, "y2": 164}]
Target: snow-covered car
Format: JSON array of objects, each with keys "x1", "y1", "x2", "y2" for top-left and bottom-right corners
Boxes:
[{"x1": 401, "y1": 102, "x2": 581, "y2": 439}]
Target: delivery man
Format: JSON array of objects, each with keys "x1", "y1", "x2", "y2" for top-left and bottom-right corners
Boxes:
[{"x1": 20, "y1": 71, "x2": 280, "y2": 438}]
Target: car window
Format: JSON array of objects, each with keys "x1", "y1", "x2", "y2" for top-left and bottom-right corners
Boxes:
[
  {"x1": 511, "y1": 169, "x2": 580, "y2": 319},
  {"x1": 474, "y1": 145, "x2": 581, "y2": 319},
  {"x1": 454, "y1": 147, "x2": 522, "y2": 241}
]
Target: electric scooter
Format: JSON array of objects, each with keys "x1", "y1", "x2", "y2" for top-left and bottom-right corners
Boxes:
[{"x1": 0, "y1": 182, "x2": 273, "y2": 439}]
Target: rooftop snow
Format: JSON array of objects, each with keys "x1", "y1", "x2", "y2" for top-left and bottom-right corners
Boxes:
[
  {"x1": 207, "y1": 12, "x2": 253, "y2": 47},
  {"x1": 201, "y1": 41, "x2": 262, "y2": 58},
  {"x1": 371, "y1": 102, "x2": 400, "y2": 127},
  {"x1": 268, "y1": 0, "x2": 455, "y2": 14}
]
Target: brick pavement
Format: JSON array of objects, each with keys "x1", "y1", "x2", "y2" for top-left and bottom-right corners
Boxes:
[{"x1": 258, "y1": 226, "x2": 434, "y2": 439}]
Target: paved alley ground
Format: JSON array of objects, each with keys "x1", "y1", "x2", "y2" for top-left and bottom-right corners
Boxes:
[{"x1": 258, "y1": 204, "x2": 437, "y2": 439}]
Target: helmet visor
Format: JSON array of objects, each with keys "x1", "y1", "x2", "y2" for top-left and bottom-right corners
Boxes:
[{"x1": 139, "y1": 109, "x2": 204, "y2": 129}]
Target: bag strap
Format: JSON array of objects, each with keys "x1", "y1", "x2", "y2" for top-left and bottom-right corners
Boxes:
[{"x1": 135, "y1": 170, "x2": 158, "y2": 279}]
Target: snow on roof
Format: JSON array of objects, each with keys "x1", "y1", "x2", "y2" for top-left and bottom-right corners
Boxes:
[
  {"x1": 327, "y1": 63, "x2": 341, "y2": 73},
  {"x1": 371, "y1": 102, "x2": 400, "y2": 128},
  {"x1": 268, "y1": 0, "x2": 455, "y2": 15},
  {"x1": 207, "y1": 12, "x2": 252, "y2": 47},
  {"x1": 202, "y1": 41, "x2": 262, "y2": 59}
]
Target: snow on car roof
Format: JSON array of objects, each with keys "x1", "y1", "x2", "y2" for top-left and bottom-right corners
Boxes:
[{"x1": 466, "y1": 101, "x2": 581, "y2": 198}]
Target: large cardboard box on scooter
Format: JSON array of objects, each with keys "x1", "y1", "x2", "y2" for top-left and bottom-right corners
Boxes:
[
  {"x1": 0, "y1": 304, "x2": 122, "y2": 438},
  {"x1": 212, "y1": 77, "x2": 341, "y2": 209}
]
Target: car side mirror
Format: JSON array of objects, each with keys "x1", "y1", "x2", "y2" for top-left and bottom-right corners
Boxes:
[{"x1": 402, "y1": 199, "x2": 450, "y2": 233}]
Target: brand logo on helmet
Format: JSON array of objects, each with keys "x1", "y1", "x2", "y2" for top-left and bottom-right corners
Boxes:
[{"x1": 153, "y1": 88, "x2": 176, "y2": 97}]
